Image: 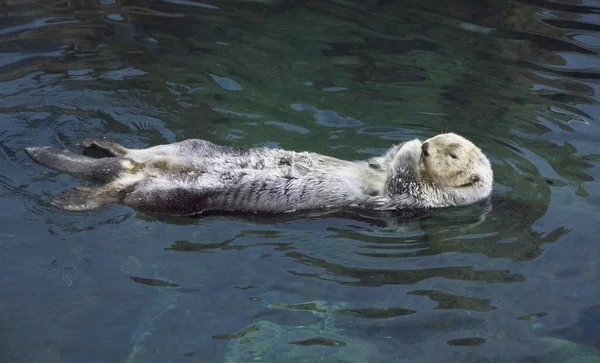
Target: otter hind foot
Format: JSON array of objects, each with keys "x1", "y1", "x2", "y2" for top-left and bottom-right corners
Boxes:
[
  {"x1": 26, "y1": 146, "x2": 68, "y2": 170},
  {"x1": 50, "y1": 186, "x2": 119, "y2": 211},
  {"x1": 25, "y1": 146, "x2": 130, "y2": 182},
  {"x1": 81, "y1": 138, "x2": 129, "y2": 157}
]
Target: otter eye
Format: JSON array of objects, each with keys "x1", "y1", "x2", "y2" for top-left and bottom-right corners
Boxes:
[{"x1": 449, "y1": 153, "x2": 458, "y2": 159}]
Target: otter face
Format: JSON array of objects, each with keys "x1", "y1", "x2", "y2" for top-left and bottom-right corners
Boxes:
[{"x1": 420, "y1": 133, "x2": 492, "y2": 189}]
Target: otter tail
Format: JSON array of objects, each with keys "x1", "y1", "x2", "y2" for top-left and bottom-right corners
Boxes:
[{"x1": 25, "y1": 146, "x2": 128, "y2": 183}]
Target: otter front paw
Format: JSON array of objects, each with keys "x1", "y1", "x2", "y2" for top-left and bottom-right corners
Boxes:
[
  {"x1": 386, "y1": 139, "x2": 422, "y2": 182},
  {"x1": 399, "y1": 139, "x2": 422, "y2": 156},
  {"x1": 395, "y1": 139, "x2": 422, "y2": 167}
]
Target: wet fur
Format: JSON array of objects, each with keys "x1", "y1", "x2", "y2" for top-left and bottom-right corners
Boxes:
[{"x1": 25, "y1": 133, "x2": 493, "y2": 216}]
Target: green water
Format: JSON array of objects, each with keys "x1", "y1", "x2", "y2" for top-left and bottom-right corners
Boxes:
[{"x1": 1, "y1": 0, "x2": 600, "y2": 362}]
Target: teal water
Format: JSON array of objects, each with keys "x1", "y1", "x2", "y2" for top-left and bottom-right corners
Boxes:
[{"x1": 1, "y1": 0, "x2": 600, "y2": 362}]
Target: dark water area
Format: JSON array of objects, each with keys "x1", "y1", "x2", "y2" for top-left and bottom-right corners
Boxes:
[{"x1": 1, "y1": 0, "x2": 600, "y2": 362}]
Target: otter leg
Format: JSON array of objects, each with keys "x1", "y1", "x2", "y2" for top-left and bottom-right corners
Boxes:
[
  {"x1": 81, "y1": 138, "x2": 130, "y2": 157},
  {"x1": 25, "y1": 146, "x2": 132, "y2": 182},
  {"x1": 50, "y1": 186, "x2": 121, "y2": 211}
]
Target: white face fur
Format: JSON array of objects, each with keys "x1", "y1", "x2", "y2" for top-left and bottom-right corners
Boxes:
[{"x1": 419, "y1": 133, "x2": 492, "y2": 188}]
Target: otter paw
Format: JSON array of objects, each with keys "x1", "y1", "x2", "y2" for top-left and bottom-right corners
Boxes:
[
  {"x1": 400, "y1": 139, "x2": 422, "y2": 154},
  {"x1": 25, "y1": 146, "x2": 66, "y2": 168},
  {"x1": 50, "y1": 187, "x2": 117, "y2": 211},
  {"x1": 80, "y1": 138, "x2": 101, "y2": 149},
  {"x1": 25, "y1": 146, "x2": 50, "y2": 162},
  {"x1": 394, "y1": 139, "x2": 422, "y2": 165},
  {"x1": 80, "y1": 138, "x2": 128, "y2": 157}
]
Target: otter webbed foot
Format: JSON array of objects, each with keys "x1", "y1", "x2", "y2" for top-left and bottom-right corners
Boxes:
[
  {"x1": 25, "y1": 145, "x2": 130, "y2": 182},
  {"x1": 51, "y1": 187, "x2": 119, "y2": 211},
  {"x1": 81, "y1": 138, "x2": 130, "y2": 157},
  {"x1": 25, "y1": 146, "x2": 68, "y2": 170}
]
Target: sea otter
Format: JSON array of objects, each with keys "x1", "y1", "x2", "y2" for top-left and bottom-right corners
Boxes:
[{"x1": 24, "y1": 133, "x2": 493, "y2": 216}]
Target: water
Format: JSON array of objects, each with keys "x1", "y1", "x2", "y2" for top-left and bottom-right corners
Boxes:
[{"x1": 1, "y1": 0, "x2": 599, "y2": 362}]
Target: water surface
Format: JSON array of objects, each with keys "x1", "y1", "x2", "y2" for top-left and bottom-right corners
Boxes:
[{"x1": 1, "y1": 0, "x2": 600, "y2": 362}]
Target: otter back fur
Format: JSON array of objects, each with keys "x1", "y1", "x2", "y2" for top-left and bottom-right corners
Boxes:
[{"x1": 25, "y1": 133, "x2": 493, "y2": 216}]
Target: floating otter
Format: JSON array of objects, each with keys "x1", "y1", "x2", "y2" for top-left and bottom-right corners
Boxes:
[{"x1": 24, "y1": 133, "x2": 493, "y2": 216}]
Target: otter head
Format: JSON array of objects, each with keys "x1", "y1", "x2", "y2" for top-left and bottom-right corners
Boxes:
[{"x1": 420, "y1": 133, "x2": 493, "y2": 200}]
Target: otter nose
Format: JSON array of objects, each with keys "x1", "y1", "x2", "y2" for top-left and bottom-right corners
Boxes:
[{"x1": 421, "y1": 142, "x2": 429, "y2": 157}]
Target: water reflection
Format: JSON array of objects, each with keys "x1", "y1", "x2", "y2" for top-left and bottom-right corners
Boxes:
[
  {"x1": 1, "y1": 0, "x2": 599, "y2": 362},
  {"x1": 158, "y1": 194, "x2": 561, "y2": 262}
]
